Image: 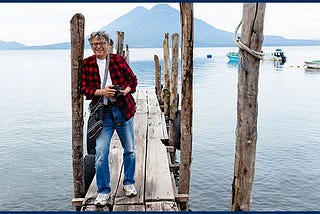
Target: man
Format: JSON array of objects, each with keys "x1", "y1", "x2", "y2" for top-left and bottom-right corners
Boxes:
[{"x1": 80, "y1": 30, "x2": 138, "y2": 206}]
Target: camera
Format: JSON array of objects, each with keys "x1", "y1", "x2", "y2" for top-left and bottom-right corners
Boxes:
[{"x1": 111, "y1": 85, "x2": 123, "y2": 98}]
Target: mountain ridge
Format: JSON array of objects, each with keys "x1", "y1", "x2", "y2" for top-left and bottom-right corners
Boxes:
[{"x1": 1, "y1": 4, "x2": 320, "y2": 50}]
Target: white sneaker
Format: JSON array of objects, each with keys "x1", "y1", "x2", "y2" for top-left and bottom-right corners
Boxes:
[
  {"x1": 123, "y1": 184, "x2": 137, "y2": 197},
  {"x1": 94, "y1": 193, "x2": 110, "y2": 206}
]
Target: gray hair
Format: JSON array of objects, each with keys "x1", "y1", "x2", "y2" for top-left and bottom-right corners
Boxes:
[{"x1": 88, "y1": 30, "x2": 113, "y2": 45}]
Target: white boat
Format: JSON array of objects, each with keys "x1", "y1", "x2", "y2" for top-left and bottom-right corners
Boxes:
[
  {"x1": 263, "y1": 49, "x2": 287, "y2": 63},
  {"x1": 304, "y1": 60, "x2": 320, "y2": 69}
]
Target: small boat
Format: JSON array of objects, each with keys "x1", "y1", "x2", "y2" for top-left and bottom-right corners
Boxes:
[
  {"x1": 226, "y1": 52, "x2": 239, "y2": 61},
  {"x1": 304, "y1": 60, "x2": 320, "y2": 69},
  {"x1": 263, "y1": 49, "x2": 287, "y2": 63}
]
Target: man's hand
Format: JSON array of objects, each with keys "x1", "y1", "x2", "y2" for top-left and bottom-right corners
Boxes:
[{"x1": 95, "y1": 85, "x2": 117, "y2": 98}]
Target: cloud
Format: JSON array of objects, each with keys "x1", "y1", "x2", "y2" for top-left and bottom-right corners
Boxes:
[{"x1": 0, "y1": 3, "x2": 319, "y2": 46}]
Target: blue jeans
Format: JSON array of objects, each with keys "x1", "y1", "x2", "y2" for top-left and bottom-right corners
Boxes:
[{"x1": 95, "y1": 106, "x2": 136, "y2": 194}]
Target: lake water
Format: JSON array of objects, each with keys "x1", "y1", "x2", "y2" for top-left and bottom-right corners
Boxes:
[{"x1": 0, "y1": 46, "x2": 319, "y2": 211}]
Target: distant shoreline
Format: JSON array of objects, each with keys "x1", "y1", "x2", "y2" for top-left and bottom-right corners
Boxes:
[{"x1": 1, "y1": 43, "x2": 320, "y2": 51}]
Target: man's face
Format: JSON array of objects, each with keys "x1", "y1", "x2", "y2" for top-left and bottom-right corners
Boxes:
[{"x1": 90, "y1": 37, "x2": 110, "y2": 59}]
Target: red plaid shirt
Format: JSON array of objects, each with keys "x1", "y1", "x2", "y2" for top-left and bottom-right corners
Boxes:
[{"x1": 80, "y1": 54, "x2": 138, "y2": 120}]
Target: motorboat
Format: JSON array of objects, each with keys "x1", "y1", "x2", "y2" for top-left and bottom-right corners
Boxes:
[
  {"x1": 263, "y1": 49, "x2": 287, "y2": 63},
  {"x1": 304, "y1": 60, "x2": 320, "y2": 69},
  {"x1": 226, "y1": 52, "x2": 239, "y2": 61}
]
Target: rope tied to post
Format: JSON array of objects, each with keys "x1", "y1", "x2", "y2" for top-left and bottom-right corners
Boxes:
[{"x1": 233, "y1": 20, "x2": 264, "y2": 60}]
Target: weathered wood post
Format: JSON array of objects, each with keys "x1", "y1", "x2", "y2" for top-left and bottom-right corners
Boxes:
[
  {"x1": 178, "y1": 3, "x2": 193, "y2": 211},
  {"x1": 70, "y1": 13, "x2": 85, "y2": 206},
  {"x1": 230, "y1": 3, "x2": 266, "y2": 211},
  {"x1": 169, "y1": 33, "x2": 179, "y2": 161},
  {"x1": 116, "y1": 31, "x2": 124, "y2": 55},
  {"x1": 125, "y1": 44, "x2": 130, "y2": 63},
  {"x1": 163, "y1": 33, "x2": 171, "y2": 119},
  {"x1": 109, "y1": 38, "x2": 114, "y2": 53},
  {"x1": 154, "y1": 55, "x2": 163, "y2": 105}
]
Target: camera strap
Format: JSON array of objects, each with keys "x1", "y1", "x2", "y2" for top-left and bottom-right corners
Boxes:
[
  {"x1": 102, "y1": 54, "x2": 110, "y2": 89},
  {"x1": 102, "y1": 54, "x2": 122, "y2": 125},
  {"x1": 99, "y1": 54, "x2": 111, "y2": 105}
]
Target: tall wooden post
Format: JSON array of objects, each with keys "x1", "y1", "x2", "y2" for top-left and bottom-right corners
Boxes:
[
  {"x1": 109, "y1": 38, "x2": 114, "y2": 53},
  {"x1": 169, "y1": 33, "x2": 179, "y2": 161},
  {"x1": 116, "y1": 31, "x2": 124, "y2": 55},
  {"x1": 125, "y1": 44, "x2": 130, "y2": 63},
  {"x1": 178, "y1": 3, "x2": 193, "y2": 211},
  {"x1": 154, "y1": 54, "x2": 162, "y2": 105},
  {"x1": 70, "y1": 13, "x2": 85, "y2": 200},
  {"x1": 163, "y1": 33, "x2": 171, "y2": 118},
  {"x1": 230, "y1": 3, "x2": 266, "y2": 211}
]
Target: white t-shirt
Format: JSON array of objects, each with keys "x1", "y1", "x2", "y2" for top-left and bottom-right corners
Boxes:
[{"x1": 97, "y1": 58, "x2": 114, "y2": 105}]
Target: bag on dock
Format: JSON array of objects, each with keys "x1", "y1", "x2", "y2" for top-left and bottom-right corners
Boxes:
[{"x1": 87, "y1": 99, "x2": 104, "y2": 140}]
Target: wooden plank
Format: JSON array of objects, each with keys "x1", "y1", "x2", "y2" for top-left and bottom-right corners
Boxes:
[
  {"x1": 145, "y1": 88, "x2": 175, "y2": 202},
  {"x1": 136, "y1": 89, "x2": 147, "y2": 115},
  {"x1": 175, "y1": 194, "x2": 189, "y2": 203},
  {"x1": 148, "y1": 115, "x2": 163, "y2": 139},
  {"x1": 136, "y1": 89, "x2": 147, "y2": 100},
  {"x1": 148, "y1": 105, "x2": 162, "y2": 115},
  {"x1": 145, "y1": 139, "x2": 175, "y2": 202},
  {"x1": 146, "y1": 201, "x2": 178, "y2": 211},
  {"x1": 132, "y1": 91, "x2": 138, "y2": 100},
  {"x1": 113, "y1": 204, "x2": 145, "y2": 211},
  {"x1": 132, "y1": 88, "x2": 147, "y2": 100},
  {"x1": 146, "y1": 88, "x2": 157, "y2": 100},
  {"x1": 147, "y1": 92, "x2": 165, "y2": 139},
  {"x1": 82, "y1": 176, "x2": 97, "y2": 205},
  {"x1": 81, "y1": 204, "x2": 110, "y2": 211},
  {"x1": 136, "y1": 99, "x2": 147, "y2": 115},
  {"x1": 72, "y1": 198, "x2": 84, "y2": 209},
  {"x1": 109, "y1": 139, "x2": 124, "y2": 199},
  {"x1": 147, "y1": 89, "x2": 162, "y2": 116},
  {"x1": 148, "y1": 119, "x2": 164, "y2": 140}
]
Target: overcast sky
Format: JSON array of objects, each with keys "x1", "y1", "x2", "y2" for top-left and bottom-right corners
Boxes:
[{"x1": 0, "y1": 3, "x2": 319, "y2": 46}]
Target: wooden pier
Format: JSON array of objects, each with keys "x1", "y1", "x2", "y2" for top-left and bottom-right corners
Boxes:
[
  {"x1": 80, "y1": 89, "x2": 179, "y2": 211},
  {"x1": 72, "y1": 3, "x2": 269, "y2": 211}
]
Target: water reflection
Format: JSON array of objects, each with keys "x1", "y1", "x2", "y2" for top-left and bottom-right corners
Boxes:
[
  {"x1": 227, "y1": 60, "x2": 286, "y2": 71},
  {"x1": 227, "y1": 60, "x2": 239, "y2": 68},
  {"x1": 304, "y1": 67, "x2": 320, "y2": 75},
  {"x1": 273, "y1": 61, "x2": 285, "y2": 71}
]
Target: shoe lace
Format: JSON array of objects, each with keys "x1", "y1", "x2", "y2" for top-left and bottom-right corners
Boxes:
[
  {"x1": 97, "y1": 193, "x2": 109, "y2": 200},
  {"x1": 123, "y1": 184, "x2": 131, "y2": 190}
]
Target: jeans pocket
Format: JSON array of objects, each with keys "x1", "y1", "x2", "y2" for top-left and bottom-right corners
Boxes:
[{"x1": 112, "y1": 107, "x2": 125, "y2": 125}]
